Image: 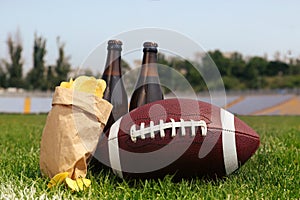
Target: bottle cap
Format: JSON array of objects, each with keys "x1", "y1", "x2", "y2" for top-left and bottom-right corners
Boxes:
[
  {"x1": 107, "y1": 40, "x2": 122, "y2": 50},
  {"x1": 143, "y1": 42, "x2": 158, "y2": 53}
]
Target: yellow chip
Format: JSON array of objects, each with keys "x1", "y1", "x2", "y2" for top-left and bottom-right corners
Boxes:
[
  {"x1": 47, "y1": 172, "x2": 69, "y2": 189},
  {"x1": 59, "y1": 78, "x2": 74, "y2": 88},
  {"x1": 73, "y1": 76, "x2": 97, "y2": 94},
  {"x1": 95, "y1": 79, "x2": 106, "y2": 98},
  {"x1": 73, "y1": 76, "x2": 106, "y2": 98},
  {"x1": 60, "y1": 81, "x2": 71, "y2": 88},
  {"x1": 59, "y1": 76, "x2": 106, "y2": 98},
  {"x1": 66, "y1": 177, "x2": 79, "y2": 192},
  {"x1": 76, "y1": 178, "x2": 92, "y2": 191},
  {"x1": 66, "y1": 177, "x2": 91, "y2": 192}
]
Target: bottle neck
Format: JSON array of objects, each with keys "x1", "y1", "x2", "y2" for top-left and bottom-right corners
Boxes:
[
  {"x1": 140, "y1": 51, "x2": 159, "y2": 77},
  {"x1": 103, "y1": 49, "x2": 122, "y2": 77}
]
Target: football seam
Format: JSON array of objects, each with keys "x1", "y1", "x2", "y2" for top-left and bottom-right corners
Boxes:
[
  {"x1": 123, "y1": 113, "x2": 211, "y2": 131},
  {"x1": 130, "y1": 119, "x2": 208, "y2": 142},
  {"x1": 128, "y1": 113, "x2": 212, "y2": 124},
  {"x1": 107, "y1": 126, "x2": 258, "y2": 142},
  {"x1": 210, "y1": 127, "x2": 259, "y2": 140}
]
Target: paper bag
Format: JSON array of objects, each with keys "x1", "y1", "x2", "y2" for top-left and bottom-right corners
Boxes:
[{"x1": 40, "y1": 87, "x2": 112, "y2": 179}]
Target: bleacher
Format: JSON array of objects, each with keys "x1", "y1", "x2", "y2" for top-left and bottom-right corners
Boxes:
[
  {"x1": 199, "y1": 96, "x2": 240, "y2": 108},
  {"x1": 227, "y1": 95, "x2": 294, "y2": 115}
]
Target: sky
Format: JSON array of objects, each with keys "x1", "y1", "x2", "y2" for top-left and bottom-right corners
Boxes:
[{"x1": 0, "y1": 0, "x2": 300, "y2": 73}]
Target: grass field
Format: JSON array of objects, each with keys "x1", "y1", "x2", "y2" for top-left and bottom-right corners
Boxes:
[{"x1": 0, "y1": 114, "x2": 299, "y2": 199}]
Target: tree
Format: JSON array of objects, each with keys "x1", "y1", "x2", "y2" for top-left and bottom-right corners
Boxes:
[
  {"x1": 243, "y1": 64, "x2": 259, "y2": 89},
  {"x1": 157, "y1": 53, "x2": 172, "y2": 92},
  {"x1": 26, "y1": 34, "x2": 47, "y2": 90},
  {"x1": 166, "y1": 56, "x2": 206, "y2": 92},
  {"x1": 265, "y1": 61, "x2": 289, "y2": 76},
  {"x1": 46, "y1": 66, "x2": 56, "y2": 90},
  {"x1": 246, "y1": 56, "x2": 268, "y2": 76},
  {"x1": 290, "y1": 59, "x2": 300, "y2": 75},
  {"x1": 208, "y1": 50, "x2": 230, "y2": 76},
  {"x1": 121, "y1": 59, "x2": 131, "y2": 75},
  {"x1": 0, "y1": 63, "x2": 7, "y2": 88},
  {"x1": 53, "y1": 37, "x2": 71, "y2": 87},
  {"x1": 229, "y1": 52, "x2": 246, "y2": 78},
  {"x1": 3, "y1": 33, "x2": 24, "y2": 88},
  {"x1": 222, "y1": 76, "x2": 244, "y2": 90}
]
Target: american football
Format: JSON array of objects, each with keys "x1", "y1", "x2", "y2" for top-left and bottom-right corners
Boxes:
[{"x1": 96, "y1": 98, "x2": 260, "y2": 179}]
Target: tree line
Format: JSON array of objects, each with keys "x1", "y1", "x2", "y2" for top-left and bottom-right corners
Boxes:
[
  {"x1": 1, "y1": 32, "x2": 299, "y2": 92},
  {"x1": 158, "y1": 50, "x2": 300, "y2": 92},
  {"x1": 0, "y1": 33, "x2": 71, "y2": 91}
]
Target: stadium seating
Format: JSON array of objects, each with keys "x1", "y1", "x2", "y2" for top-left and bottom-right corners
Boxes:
[{"x1": 228, "y1": 95, "x2": 293, "y2": 115}]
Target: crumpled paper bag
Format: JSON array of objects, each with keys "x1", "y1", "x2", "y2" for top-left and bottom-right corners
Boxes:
[{"x1": 40, "y1": 87, "x2": 112, "y2": 179}]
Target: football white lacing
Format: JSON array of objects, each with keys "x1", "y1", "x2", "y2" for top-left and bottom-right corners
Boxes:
[{"x1": 130, "y1": 118, "x2": 207, "y2": 142}]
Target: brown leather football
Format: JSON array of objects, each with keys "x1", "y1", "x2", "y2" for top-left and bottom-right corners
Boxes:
[{"x1": 95, "y1": 98, "x2": 260, "y2": 179}]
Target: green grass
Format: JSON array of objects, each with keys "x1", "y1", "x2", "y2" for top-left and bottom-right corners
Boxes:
[{"x1": 0, "y1": 114, "x2": 299, "y2": 199}]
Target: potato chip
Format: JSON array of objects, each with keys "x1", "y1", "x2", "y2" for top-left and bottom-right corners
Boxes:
[
  {"x1": 66, "y1": 178, "x2": 79, "y2": 192},
  {"x1": 76, "y1": 178, "x2": 91, "y2": 191},
  {"x1": 95, "y1": 79, "x2": 106, "y2": 98},
  {"x1": 73, "y1": 76, "x2": 97, "y2": 94},
  {"x1": 47, "y1": 172, "x2": 69, "y2": 189},
  {"x1": 66, "y1": 177, "x2": 91, "y2": 192},
  {"x1": 60, "y1": 78, "x2": 74, "y2": 88},
  {"x1": 72, "y1": 76, "x2": 106, "y2": 98}
]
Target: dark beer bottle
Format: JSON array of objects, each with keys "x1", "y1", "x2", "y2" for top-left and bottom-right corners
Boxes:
[
  {"x1": 102, "y1": 40, "x2": 128, "y2": 130},
  {"x1": 129, "y1": 42, "x2": 164, "y2": 111}
]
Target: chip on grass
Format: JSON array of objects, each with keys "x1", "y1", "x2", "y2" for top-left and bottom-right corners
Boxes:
[
  {"x1": 65, "y1": 177, "x2": 91, "y2": 192},
  {"x1": 47, "y1": 172, "x2": 69, "y2": 189}
]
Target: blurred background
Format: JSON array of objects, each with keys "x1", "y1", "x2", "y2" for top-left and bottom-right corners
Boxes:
[{"x1": 0, "y1": 0, "x2": 299, "y2": 115}]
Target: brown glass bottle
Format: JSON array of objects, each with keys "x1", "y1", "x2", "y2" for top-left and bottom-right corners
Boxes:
[
  {"x1": 102, "y1": 40, "x2": 128, "y2": 131},
  {"x1": 129, "y1": 42, "x2": 164, "y2": 111}
]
